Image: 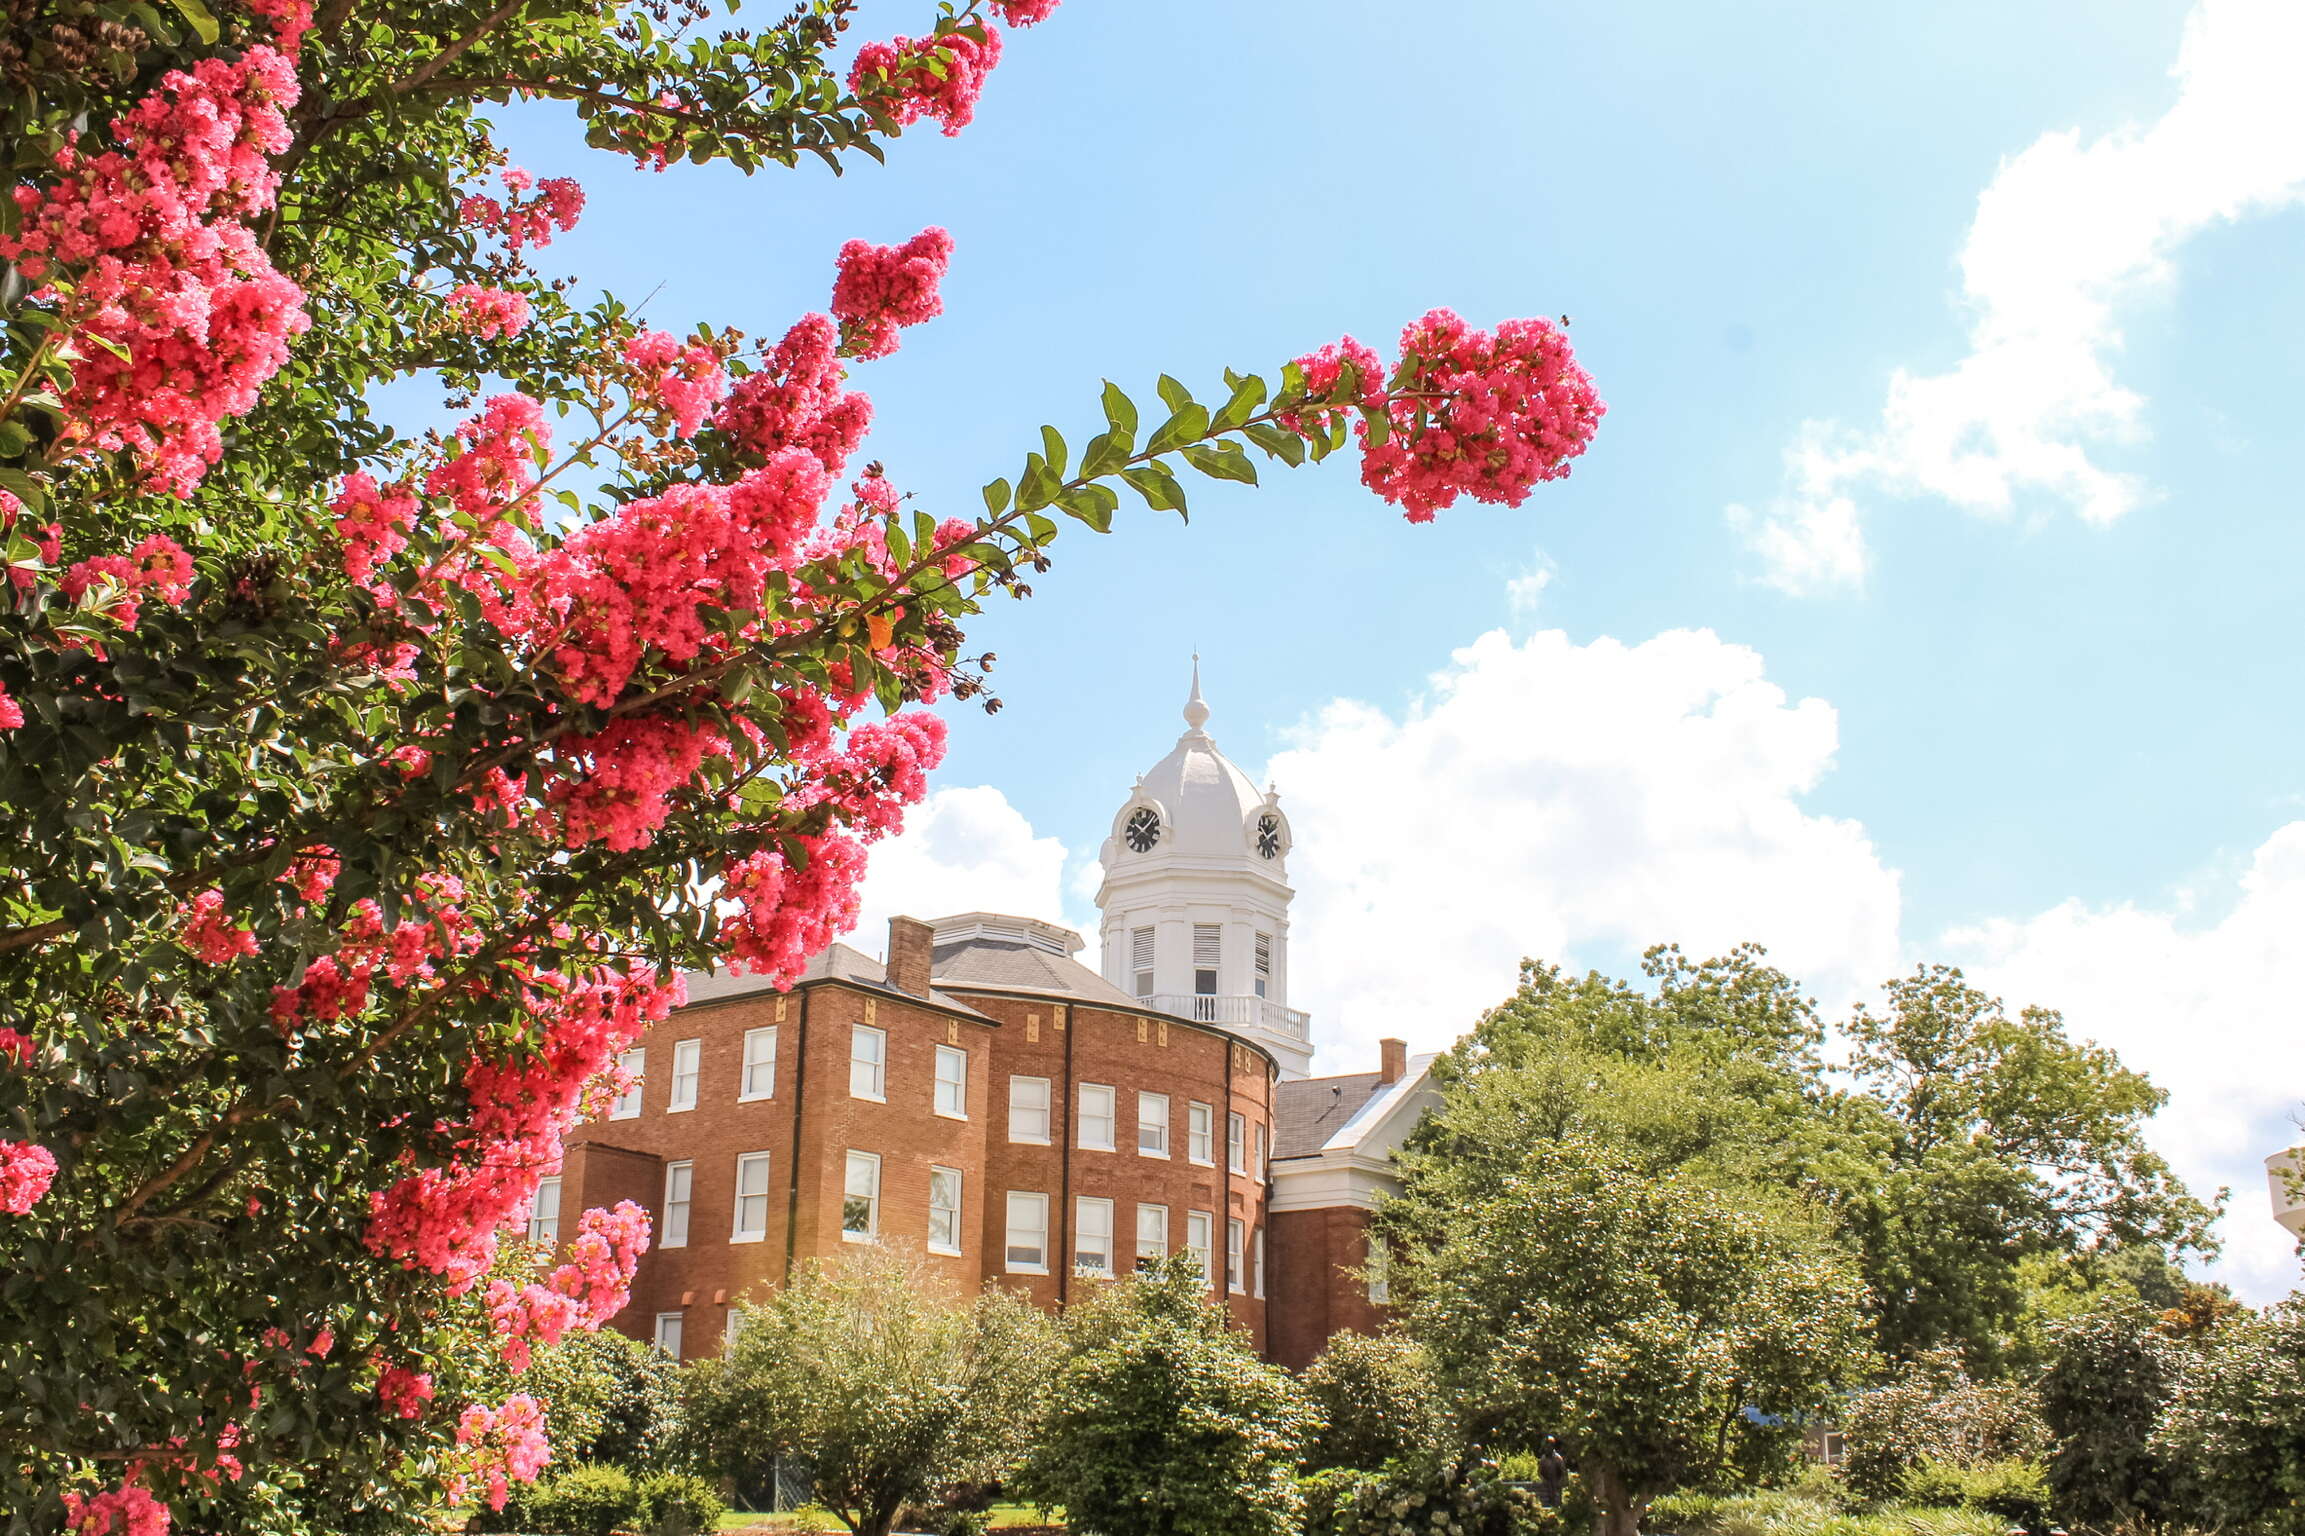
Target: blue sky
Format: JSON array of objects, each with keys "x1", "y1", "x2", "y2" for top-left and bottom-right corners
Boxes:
[{"x1": 493, "y1": 0, "x2": 2305, "y2": 1296}]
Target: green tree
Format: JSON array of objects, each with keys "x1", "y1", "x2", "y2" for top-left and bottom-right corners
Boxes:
[
  {"x1": 0, "y1": 1, "x2": 1600, "y2": 1526},
  {"x1": 1390, "y1": 1133, "x2": 1869, "y2": 1536},
  {"x1": 1301, "y1": 1331, "x2": 1452, "y2": 1473},
  {"x1": 682, "y1": 1252, "x2": 1051, "y2": 1536},
  {"x1": 1017, "y1": 1256, "x2": 1314, "y2": 1536},
  {"x1": 2038, "y1": 1302, "x2": 2181, "y2": 1535},
  {"x1": 2155, "y1": 1300, "x2": 2305, "y2": 1534}
]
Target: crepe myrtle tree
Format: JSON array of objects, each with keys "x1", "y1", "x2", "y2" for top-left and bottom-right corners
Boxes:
[{"x1": 0, "y1": 2, "x2": 1604, "y2": 1529}]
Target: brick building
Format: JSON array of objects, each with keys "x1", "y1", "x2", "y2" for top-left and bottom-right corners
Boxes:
[{"x1": 557, "y1": 670, "x2": 1438, "y2": 1367}]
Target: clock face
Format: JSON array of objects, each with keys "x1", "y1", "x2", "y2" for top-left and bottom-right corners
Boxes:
[
  {"x1": 1255, "y1": 814, "x2": 1283, "y2": 860},
  {"x1": 1124, "y1": 806, "x2": 1161, "y2": 853}
]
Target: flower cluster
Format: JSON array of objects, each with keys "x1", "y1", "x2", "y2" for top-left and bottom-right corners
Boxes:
[
  {"x1": 60, "y1": 1484, "x2": 170, "y2": 1536},
  {"x1": 179, "y1": 889, "x2": 258, "y2": 965},
  {"x1": 446, "y1": 283, "x2": 534, "y2": 340},
  {"x1": 622, "y1": 329, "x2": 729, "y2": 440},
  {"x1": 831, "y1": 227, "x2": 953, "y2": 359},
  {"x1": 376, "y1": 1364, "x2": 436, "y2": 1420},
  {"x1": 457, "y1": 168, "x2": 585, "y2": 252},
  {"x1": 269, "y1": 880, "x2": 480, "y2": 1036},
  {"x1": 991, "y1": 0, "x2": 1062, "y2": 22},
  {"x1": 718, "y1": 832, "x2": 867, "y2": 984},
  {"x1": 1293, "y1": 308, "x2": 1604, "y2": 522},
  {"x1": 451, "y1": 1394, "x2": 551, "y2": 1511},
  {"x1": 0, "y1": 1141, "x2": 58, "y2": 1214},
  {"x1": 848, "y1": 25, "x2": 1004, "y2": 137},
  {"x1": 0, "y1": 47, "x2": 308, "y2": 494},
  {"x1": 332, "y1": 473, "x2": 420, "y2": 592},
  {"x1": 485, "y1": 1200, "x2": 650, "y2": 1368},
  {"x1": 716, "y1": 313, "x2": 873, "y2": 474},
  {"x1": 59, "y1": 535, "x2": 195, "y2": 629}
]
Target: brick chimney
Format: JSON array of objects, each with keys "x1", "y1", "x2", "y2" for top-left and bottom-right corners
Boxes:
[
  {"x1": 1378, "y1": 1037, "x2": 1407, "y2": 1084},
  {"x1": 886, "y1": 915, "x2": 935, "y2": 997}
]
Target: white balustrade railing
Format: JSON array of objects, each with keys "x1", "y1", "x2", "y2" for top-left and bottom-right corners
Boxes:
[{"x1": 1144, "y1": 993, "x2": 1311, "y2": 1040}]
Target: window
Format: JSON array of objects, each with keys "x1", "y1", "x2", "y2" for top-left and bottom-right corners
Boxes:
[
  {"x1": 1254, "y1": 931, "x2": 1272, "y2": 999},
  {"x1": 934, "y1": 1044, "x2": 969, "y2": 1119},
  {"x1": 668, "y1": 1037, "x2": 701, "y2": 1112},
  {"x1": 1367, "y1": 1240, "x2": 1392, "y2": 1306},
  {"x1": 1192, "y1": 924, "x2": 1221, "y2": 995},
  {"x1": 740, "y1": 1026, "x2": 777, "y2": 1100},
  {"x1": 843, "y1": 1150, "x2": 881, "y2": 1241},
  {"x1": 850, "y1": 1024, "x2": 886, "y2": 1101},
  {"x1": 929, "y1": 1166, "x2": 964, "y2": 1255},
  {"x1": 1078, "y1": 1083, "x2": 1115, "y2": 1151},
  {"x1": 1005, "y1": 1191, "x2": 1049, "y2": 1273},
  {"x1": 1009, "y1": 1075, "x2": 1051, "y2": 1144},
  {"x1": 528, "y1": 1176, "x2": 561, "y2": 1246},
  {"x1": 653, "y1": 1312, "x2": 683, "y2": 1357},
  {"x1": 1137, "y1": 1091, "x2": 1170, "y2": 1157},
  {"x1": 1255, "y1": 1123, "x2": 1268, "y2": 1182},
  {"x1": 1185, "y1": 1211, "x2": 1214, "y2": 1288},
  {"x1": 1254, "y1": 1228, "x2": 1266, "y2": 1298},
  {"x1": 1187, "y1": 1101, "x2": 1214, "y2": 1165},
  {"x1": 661, "y1": 1161, "x2": 693, "y2": 1248},
  {"x1": 609, "y1": 1047, "x2": 644, "y2": 1119},
  {"x1": 1228, "y1": 1112, "x2": 1248, "y2": 1175},
  {"x1": 731, "y1": 1151, "x2": 772, "y2": 1243},
  {"x1": 1131, "y1": 926, "x2": 1155, "y2": 998},
  {"x1": 1227, "y1": 1218, "x2": 1246, "y2": 1293},
  {"x1": 724, "y1": 1308, "x2": 746, "y2": 1352},
  {"x1": 1075, "y1": 1196, "x2": 1114, "y2": 1276},
  {"x1": 1136, "y1": 1203, "x2": 1169, "y2": 1267}
]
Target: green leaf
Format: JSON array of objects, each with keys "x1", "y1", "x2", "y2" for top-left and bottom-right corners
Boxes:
[
  {"x1": 1016, "y1": 453, "x2": 1061, "y2": 512},
  {"x1": 1101, "y1": 380, "x2": 1139, "y2": 436},
  {"x1": 982, "y1": 477, "x2": 1012, "y2": 516},
  {"x1": 1056, "y1": 482, "x2": 1119, "y2": 533},
  {"x1": 1080, "y1": 429, "x2": 1132, "y2": 480},
  {"x1": 1213, "y1": 374, "x2": 1268, "y2": 432},
  {"x1": 1145, "y1": 402, "x2": 1210, "y2": 457},
  {"x1": 1181, "y1": 442, "x2": 1258, "y2": 486},
  {"x1": 1241, "y1": 422, "x2": 1308, "y2": 468},
  {"x1": 1121, "y1": 465, "x2": 1188, "y2": 517},
  {"x1": 167, "y1": 0, "x2": 221, "y2": 44},
  {"x1": 1156, "y1": 373, "x2": 1193, "y2": 414},
  {"x1": 1040, "y1": 425, "x2": 1068, "y2": 479}
]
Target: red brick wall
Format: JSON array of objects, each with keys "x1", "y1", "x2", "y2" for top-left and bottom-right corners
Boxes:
[
  {"x1": 567, "y1": 974, "x2": 1281, "y2": 1359},
  {"x1": 1266, "y1": 1204, "x2": 1388, "y2": 1370}
]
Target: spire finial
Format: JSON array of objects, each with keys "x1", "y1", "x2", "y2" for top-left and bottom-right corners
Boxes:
[{"x1": 1183, "y1": 652, "x2": 1210, "y2": 732}]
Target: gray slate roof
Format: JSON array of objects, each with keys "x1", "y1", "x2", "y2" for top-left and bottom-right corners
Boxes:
[
  {"x1": 681, "y1": 942, "x2": 992, "y2": 1021},
  {"x1": 1272, "y1": 1072, "x2": 1386, "y2": 1160},
  {"x1": 929, "y1": 936, "x2": 1142, "y2": 1009}
]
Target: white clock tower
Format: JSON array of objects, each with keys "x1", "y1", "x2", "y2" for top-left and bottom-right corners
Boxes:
[{"x1": 1094, "y1": 662, "x2": 1314, "y2": 1079}]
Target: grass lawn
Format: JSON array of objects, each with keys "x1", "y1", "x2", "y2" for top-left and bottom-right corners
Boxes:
[{"x1": 718, "y1": 1504, "x2": 1055, "y2": 1533}]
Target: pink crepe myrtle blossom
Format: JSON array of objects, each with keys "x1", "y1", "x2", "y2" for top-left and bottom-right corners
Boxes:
[
  {"x1": 847, "y1": 26, "x2": 1003, "y2": 137},
  {"x1": 715, "y1": 313, "x2": 872, "y2": 476},
  {"x1": 831, "y1": 227, "x2": 953, "y2": 359},
  {"x1": 446, "y1": 283, "x2": 533, "y2": 340},
  {"x1": 60, "y1": 1484, "x2": 170, "y2": 1536},
  {"x1": 0, "y1": 1140, "x2": 58, "y2": 1213},
  {"x1": 376, "y1": 1364, "x2": 435, "y2": 1419},
  {"x1": 457, "y1": 171, "x2": 584, "y2": 252},
  {"x1": 453, "y1": 1394, "x2": 551, "y2": 1511},
  {"x1": 623, "y1": 329, "x2": 728, "y2": 439},
  {"x1": 180, "y1": 890, "x2": 258, "y2": 964},
  {"x1": 0, "y1": 1029, "x2": 32, "y2": 1067},
  {"x1": 991, "y1": 0, "x2": 1061, "y2": 22}
]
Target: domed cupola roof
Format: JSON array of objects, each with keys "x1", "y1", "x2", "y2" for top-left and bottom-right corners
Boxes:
[{"x1": 1102, "y1": 660, "x2": 1290, "y2": 874}]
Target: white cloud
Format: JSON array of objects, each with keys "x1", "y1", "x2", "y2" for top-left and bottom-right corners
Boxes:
[
  {"x1": 1505, "y1": 552, "x2": 1558, "y2": 618},
  {"x1": 847, "y1": 785, "x2": 1073, "y2": 956},
  {"x1": 1266, "y1": 627, "x2": 1905, "y2": 1070},
  {"x1": 1943, "y1": 828, "x2": 2305, "y2": 1301},
  {"x1": 1738, "y1": 0, "x2": 2305, "y2": 592}
]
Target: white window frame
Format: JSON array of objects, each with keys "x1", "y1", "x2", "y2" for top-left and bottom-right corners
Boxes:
[
  {"x1": 843, "y1": 1150, "x2": 882, "y2": 1242},
  {"x1": 1254, "y1": 1228, "x2": 1265, "y2": 1298},
  {"x1": 1192, "y1": 923, "x2": 1221, "y2": 995},
  {"x1": 1077, "y1": 1083, "x2": 1115, "y2": 1152},
  {"x1": 1367, "y1": 1239, "x2": 1392, "y2": 1306},
  {"x1": 609, "y1": 1047, "x2": 644, "y2": 1120},
  {"x1": 724, "y1": 1308, "x2": 746, "y2": 1352},
  {"x1": 1253, "y1": 930, "x2": 1272, "y2": 999},
  {"x1": 654, "y1": 1311, "x2": 684, "y2": 1357},
  {"x1": 1187, "y1": 1101, "x2": 1215, "y2": 1165},
  {"x1": 1254, "y1": 1122, "x2": 1268, "y2": 1182},
  {"x1": 731, "y1": 1151, "x2": 772, "y2": 1243},
  {"x1": 1005, "y1": 1191, "x2": 1050, "y2": 1274},
  {"x1": 1008, "y1": 1074, "x2": 1051, "y2": 1144},
  {"x1": 850, "y1": 1023, "x2": 886, "y2": 1102},
  {"x1": 928, "y1": 1165, "x2": 964, "y2": 1256},
  {"x1": 1131, "y1": 926, "x2": 1155, "y2": 997},
  {"x1": 1228, "y1": 1111, "x2": 1248, "y2": 1175},
  {"x1": 668, "y1": 1037, "x2": 701, "y2": 1113},
  {"x1": 1136, "y1": 1202, "x2": 1169, "y2": 1268},
  {"x1": 1186, "y1": 1210, "x2": 1214, "y2": 1288},
  {"x1": 740, "y1": 1026, "x2": 777, "y2": 1101},
  {"x1": 1137, "y1": 1090, "x2": 1170, "y2": 1158},
  {"x1": 1227, "y1": 1217, "x2": 1246, "y2": 1294},
  {"x1": 527, "y1": 1175, "x2": 561, "y2": 1246},
  {"x1": 661, "y1": 1160, "x2": 693, "y2": 1249},
  {"x1": 1075, "y1": 1196, "x2": 1115, "y2": 1277},
  {"x1": 933, "y1": 1044, "x2": 969, "y2": 1120}
]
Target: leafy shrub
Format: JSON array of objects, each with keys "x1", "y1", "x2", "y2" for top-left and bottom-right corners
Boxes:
[
  {"x1": 1302, "y1": 1457, "x2": 1557, "y2": 1536},
  {"x1": 635, "y1": 1471, "x2": 727, "y2": 1536},
  {"x1": 524, "y1": 1462, "x2": 642, "y2": 1536},
  {"x1": 1644, "y1": 1488, "x2": 2005, "y2": 1536},
  {"x1": 1839, "y1": 1348, "x2": 2047, "y2": 1501},
  {"x1": 1899, "y1": 1458, "x2": 2051, "y2": 1524},
  {"x1": 2038, "y1": 1303, "x2": 2177, "y2": 1533},
  {"x1": 1302, "y1": 1332, "x2": 1452, "y2": 1472}
]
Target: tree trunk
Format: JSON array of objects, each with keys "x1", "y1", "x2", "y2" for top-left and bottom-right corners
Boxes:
[{"x1": 1585, "y1": 1463, "x2": 1650, "y2": 1536}]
